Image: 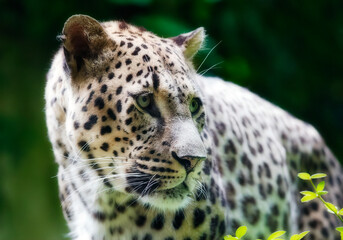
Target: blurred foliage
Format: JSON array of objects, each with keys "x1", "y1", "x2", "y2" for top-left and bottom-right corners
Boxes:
[{"x1": 0, "y1": 0, "x2": 342, "y2": 239}]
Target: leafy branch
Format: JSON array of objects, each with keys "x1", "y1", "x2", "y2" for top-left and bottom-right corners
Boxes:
[
  {"x1": 298, "y1": 172, "x2": 343, "y2": 235},
  {"x1": 224, "y1": 226, "x2": 309, "y2": 240},
  {"x1": 224, "y1": 172, "x2": 343, "y2": 239}
]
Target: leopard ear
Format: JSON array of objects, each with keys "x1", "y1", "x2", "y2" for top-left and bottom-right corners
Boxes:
[
  {"x1": 61, "y1": 14, "x2": 110, "y2": 75},
  {"x1": 170, "y1": 27, "x2": 205, "y2": 60}
]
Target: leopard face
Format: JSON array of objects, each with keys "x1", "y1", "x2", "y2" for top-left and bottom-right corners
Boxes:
[{"x1": 55, "y1": 15, "x2": 207, "y2": 210}]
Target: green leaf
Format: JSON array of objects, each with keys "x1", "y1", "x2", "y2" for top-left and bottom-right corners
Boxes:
[
  {"x1": 224, "y1": 236, "x2": 238, "y2": 240},
  {"x1": 301, "y1": 195, "x2": 317, "y2": 202},
  {"x1": 300, "y1": 191, "x2": 316, "y2": 197},
  {"x1": 290, "y1": 234, "x2": 299, "y2": 240},
  {"x1": 339, "y1": 208, "x2": 343, "y2": 216},
  {"x1": 267, "y1": 231, "x2": 286, "y2": 240},
  {"x1": 298, "y1": 173, "x2": 311, "y2": 180},
  {"x1": 316, "y1": 181, "x2": 325, "y2": 191},
  {"x1": 317, "y1": 191, "x2": 328, "y2": 196},
  {"x1": 235, "y1": 226, "x2": 247, "y2": 238},
  {"x1": 310, "y1": 173, "x2": 327, "y2": 179},
  {"x1": 325, "y1": 202, "x2": 338, "y2": 213},
  {"x1": 290, "y1": 232, "x2": 309, "y2": 240},
  {"x1": 336, "y1": 227, "x2": 343, "y2": 232},
  {"x1": 298, "y1": 231, "x2": 310, "y2": 239}
]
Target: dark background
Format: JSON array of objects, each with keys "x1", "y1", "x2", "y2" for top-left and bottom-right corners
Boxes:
[{"x1": 1, "y1": 0, "x2": 342, "y2": 239}]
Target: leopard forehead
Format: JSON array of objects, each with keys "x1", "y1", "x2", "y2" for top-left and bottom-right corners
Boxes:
[{"x1": 104, "y1": 21, "x2": 194, "y2": 74}]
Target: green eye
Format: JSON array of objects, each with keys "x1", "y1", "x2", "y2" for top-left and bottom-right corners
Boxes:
[
  {"x1": 190, "y1": 98, "x2": 201, "y2": 115},
  {"x1": 137, "y1": 94, "x2": 152, "y2": 109}
]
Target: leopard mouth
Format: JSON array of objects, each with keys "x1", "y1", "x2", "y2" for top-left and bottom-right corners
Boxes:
[
  {"x1": 153, "y1": 168, "x2": 201, "y2": 195},
  {"x1": 125, "y1": 164, "x2": 202, "y2": 210},
  {"x1": 136, "y1": 173, "x2": 199, "y2": 211}
]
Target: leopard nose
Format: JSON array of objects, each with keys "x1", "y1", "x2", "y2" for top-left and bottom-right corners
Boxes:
[{"x1": 171, "y1": 151, "x2": 206, "y2": 173}]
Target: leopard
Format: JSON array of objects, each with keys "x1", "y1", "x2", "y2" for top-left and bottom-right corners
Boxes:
[{"x1": 45, "y1": 14, "x2": 343, "y2": 240}]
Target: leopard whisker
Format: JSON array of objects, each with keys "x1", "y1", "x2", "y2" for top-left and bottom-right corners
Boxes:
[
  {"x1": 199, "y1": 61, "x2": 223, "y2": 76},
  {"x1": 60, "y1": 165, "x2": 136, "y2": 183},
  {"x1": 196, "y1": 41, "x2": 221, "y2": 73},
  {"x1": 63, "y1": 172, "x2": 143, "y2": 203},
  {"x1": 141, "y1": 174, "x2": 158, "y2": 196},
  {"x1": 60, "y1": 162, "x2": 130, "y2": 176}
]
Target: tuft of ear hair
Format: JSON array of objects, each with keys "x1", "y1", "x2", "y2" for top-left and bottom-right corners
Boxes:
[
  {"x1": 61, "y1": 14, "x2": 110, "y2": 75},
  {"x1": 170, "y1": 27, "x2": 205, "y2": 60}
]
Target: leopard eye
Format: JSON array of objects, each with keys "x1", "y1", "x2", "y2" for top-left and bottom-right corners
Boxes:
[
  {"x1": 136, "y1": 94, "x2": 152, "y2": 109},
  {"x1": 190, "y1": 98, "x2": 201, "y2": 115}
]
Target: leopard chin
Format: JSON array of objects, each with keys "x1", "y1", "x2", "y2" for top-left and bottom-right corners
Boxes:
[
  {"x1": 138, "y1": 172, "x2": 201, "y2": 211},
  {"x1": 139, "y1": 183, "x2": 193, "y2": 211}
]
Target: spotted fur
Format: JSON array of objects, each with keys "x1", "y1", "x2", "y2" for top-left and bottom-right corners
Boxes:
[{"x1": 45, "y1": 15, "x2": 343, "y2": 240}]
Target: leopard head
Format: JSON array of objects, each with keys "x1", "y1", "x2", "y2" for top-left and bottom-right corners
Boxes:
[{"x1": 50, "y1": 15, "x2": 208, "y2": 210}]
